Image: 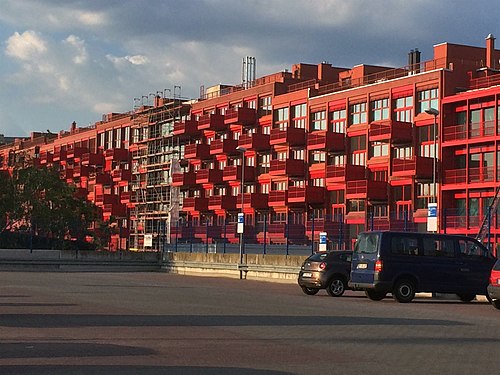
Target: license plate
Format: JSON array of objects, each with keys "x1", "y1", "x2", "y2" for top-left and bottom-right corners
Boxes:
[
  {"x1": 302, "y1": 272, "x2": 312, "y2": 278},
  {"x1": 357, "y1": 263, "x2": 368, "y2": 269}
]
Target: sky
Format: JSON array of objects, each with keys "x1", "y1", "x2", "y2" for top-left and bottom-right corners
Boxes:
[{"x1": 0, "y1": 0, "x2": 499, "y2": 137}]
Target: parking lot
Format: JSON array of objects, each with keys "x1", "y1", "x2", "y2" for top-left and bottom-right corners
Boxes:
[{"x1": 0, "y1": 271, "x2": 499, "y2": 375}]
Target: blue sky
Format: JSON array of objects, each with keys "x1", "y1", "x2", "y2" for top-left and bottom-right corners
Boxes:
[{"x1": 1, "y1": 0, "x2": 499, "y2": 137}]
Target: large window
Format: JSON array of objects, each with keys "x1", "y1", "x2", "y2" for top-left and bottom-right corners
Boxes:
[
  {"x1": 330, "y1": 108, "x2": 346, "y2": 133},
  {"x1": 394, "y1": 95, "x2": 413, "y2": 122},
  {"x1": 369, "y1": 141, "x2": 389, "y2": 158},
  {"x1": 350, "y1": 135, "x2": 366, "y2": 166},
  {"x1": 349, "y1": 102, "x2": 367, "y2": 125},
  {"x1": 311, "y1": 111, "x2": 327, "y2": 131},
  {"x1": 417, "y1": 88, "x2": 439, "y2": 114},
  {"x1": 292, "y1": 103, "x2": 307, "y2": 129},
  {"x1": 259, "y1": 96, "x2": 272, "y2": 116},
  {"x1": 418, "y1": 125, "x2": 436, "y2": 158},
  {"x1": 309, "y1": 150, "x2": 326, "y2": 164},
  {"x1": 370, "y1": 98, "x2": 389, "y2": 121},
  {"x1": 273, "y1": 107, "x2": 289, "y2": 130}
]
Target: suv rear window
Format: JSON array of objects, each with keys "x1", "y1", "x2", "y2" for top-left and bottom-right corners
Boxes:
[{"x1": 494, "y1": 259, "x2": 500, "y2": 271}]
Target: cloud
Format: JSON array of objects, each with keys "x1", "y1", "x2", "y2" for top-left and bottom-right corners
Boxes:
[
  {"x1": 63, "y1": 35, "x2": 88, "y2": 64},
  {"x1": 5, "y1": 30, "x2": 47, "y2": 60}
]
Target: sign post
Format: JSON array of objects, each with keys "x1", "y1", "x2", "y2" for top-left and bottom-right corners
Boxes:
[
  {"x1": 319, "y1": 232, "x2": 327, "y2": 252},
  {"x1": 427, "y1": 203, "x2": 438, "y2": 232},
  {"x1": 237, "y1": 212, "x2": 244, "y2": 234}
]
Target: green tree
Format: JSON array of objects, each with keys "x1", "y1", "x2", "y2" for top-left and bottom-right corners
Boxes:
[{"x1": 0, "y1": 171, "x2": 18, "y2": 232}]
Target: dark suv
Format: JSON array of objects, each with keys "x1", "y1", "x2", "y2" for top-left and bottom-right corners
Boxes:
[{"x1": 298, "y1": 250, "x2": 352, "y2": 297}]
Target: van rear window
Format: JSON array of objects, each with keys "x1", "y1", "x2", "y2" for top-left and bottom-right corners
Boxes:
[{"x1": 354, "y1": 233, "x2": 379, "y2": 254}]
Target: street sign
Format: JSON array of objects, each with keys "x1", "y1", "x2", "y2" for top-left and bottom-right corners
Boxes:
[
  {"x1": 319, "y1": 232, "x2": 327, "y2": 252},
  {"x1": 427, "y1": 203, "x2": 438, "y2": 232},
  {"x1": 144, "y1": 234, "x2": 153, "y2": 247},
  {"x1": 237, "y1": 212, "x2": 244, "y2": 234}
]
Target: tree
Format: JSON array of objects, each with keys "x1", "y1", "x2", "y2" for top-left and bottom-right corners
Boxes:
[
  {"x1": 0, "y1": 171, "x2": 18, "y2": 232},
  {"x1": 4, "y1": 166, "x2": 99, "y2": 248}
]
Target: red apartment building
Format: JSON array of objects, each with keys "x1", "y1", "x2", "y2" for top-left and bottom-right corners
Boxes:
[{"x1": 1, "y1": 35, "x2": 500, "y2": 253}]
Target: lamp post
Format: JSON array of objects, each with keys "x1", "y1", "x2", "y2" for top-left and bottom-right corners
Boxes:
[
  {"x1": 236, "y1": 146, "x2": 247, "y2": 279},
  {"x1": 425, "y1": 108, "x2": 439, "y2": 203},
  {"x1": 425, "y1": 107, "x2": 439, "y2": 232}
]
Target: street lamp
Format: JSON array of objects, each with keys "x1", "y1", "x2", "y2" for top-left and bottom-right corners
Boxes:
[
  {"x1": 236, "y1": 146, "x2": 247, "y2": 279},
  {"x1": 425, "y1": 108, "x2": 439, "y2": 203}
]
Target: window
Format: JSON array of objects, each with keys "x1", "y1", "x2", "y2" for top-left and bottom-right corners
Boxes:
[
  {"x1": 292, "y1": 103, "x2": 307, "y2": 128},
  {"x1": 394, "y1": 146, "x2": 413, "y2": 159},
  {"x1": 369, "y1": 141, "x2": 389, "y2": 158},
  {"x1": 292, "y1": 149, "x2": 305, "y2": 160},
  {"x1": 394, "y1": 95, "x2": 413, "y2": 122},
  {"x1": 393, "y1": 185, "x2": 412, "y2": 201},
  {"x1": 330, "y1": 108, "x2": 346, "y2": 133},
  {"x1": 311, "y1": 111, "x2": 327, "y2": 131},
  {"x1": 330, "y1": 190, "x2": 345, "y2": 204},
  {"x1": 418, "y1": 125, "x2": 436, "y2": 158},
  {"x1": 348, "y1": 199, "x2": 365, "y2": 212},
  {"x1": 309, "y1": 150, "x2": 326, "y2": 164},
  {"x1": 391, "y1": 236, "x2": 419, "y2": 256},
  {"x1": 311, "y1": 177, "x2": 325, "y2": 187},
  {"x1": 274, "y1": 107, "x2": 289, "y2": 130},
  {"x1": 416, "y1": 183, "x2": 434, "y2": 210},
  {"x1": 349, "y1": 102, "x2": 367, "y2": 125},
  {"x1": 261, "y1": 182, "x2": 270, "y2": 194},
  {"x1": 371, "y1": 98, "x2": 389, "y2": 121},
  {"x1": 350, "y1": 135, "x2": 366, "y2": 166},
  {"x1": 423, "y1": 238, "x2": 455, "y2": 257},
  {"x1": 258, "y1": 154, "x2": 270, "y2": 174},
  {"x1": 259, "y1": 96, "x2": 272, "y2": 116},
  {"x1": 417, "y1": 88, "x2": 439, "y2": 114}
]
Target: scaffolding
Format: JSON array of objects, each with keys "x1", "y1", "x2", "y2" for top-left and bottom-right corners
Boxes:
[{"x1": 129, "y1": 86, "x2": 190, "y2": 251}]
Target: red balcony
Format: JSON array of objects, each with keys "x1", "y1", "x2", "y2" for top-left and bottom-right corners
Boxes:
[
  {"x1": 196, "y1": 168, "x2": 223, "y2": 184},
  {"x1": 268, "y1": 190, "x2": 288, "y2": 207},
  {"x1": 184, "y1": 143, "x2": 211, "y2": 160},
  {"x1": 103, "y1": 203, "x2": 127, "y2": 217},
  {"x1": 66, "y1": 147, "x2": 88, "y2": 161},
  {"x1": 120, "y1": 191, "x2": 131, "y2": 204},
  {"x1": 325, "y1": 164, "x2": 366, "y2": 184},
  {"x1": 53, "y1": 149, "x2": 67, "y2": 162},
  {"x1": 307, "y1": 131, "x2": 345, "y2": 151},
  {"x1": 39, "y1": 151, "x2": 53, "y2": 165},
  {"x1": 270, "y1": 127, "x2": 306, "y2": 146},
  {"x1": 81, "y1": 152, "x2": 104, "y2": 166},
  {"x1": 94, "y1": 173, "x2": 112, "y2": 185},
  {"x1": 198, "y1": 113, "x2": 225, "y2": 131},
  {"x1": 237, "y1": 192, "x2": 269, "y2": 209},
  {"x1": 369, "y1": 120, "x2": 412, "y2": 143},
  {"x1": 182, "y1": 197, "x2": 209, "y2": 212},
  {"x1": 443, "y1": 167, "x2": 494, "y2": 185},
  {"x1": 104, "y1": 148, "x2": 129, "y2": 162},
  {"x1": 305, "y1": 219, "x2": 342, "y2": 237},
  {"x1": 238, "y1": 133, "x2": 270, "y2": 151},
  {"x1": 171, "y1": 171, "x2": 196, "y2": 187},
  {"x1": 269, "y1": 159, "x2": 306, "y2": 177},
  {"x1": 74, "y1": 187, "x2": 88, "y2": 199},
  {"x1": 112, "y1": 169, "x2": 131, "y2": 182},
  {"x1": 73, "y1": 165, "x2": 91, "y2": 178},
  {"x1": 346, "y1": 180, "x2": 388, "y2": 200},
  {"x1": 173, "y1": 119, "x2": 200, "y2": 138},
  {"x1": 392, "y1": 156, "x2": 433, "y2": 179},
  {"x1": 60, "y1": 168, "x2": 73, "y2": 180},
  {"x1": 210, "y1": 138, "x2": 238, "y2": 155},
  {"x1": 95, "y1": 194, "x2": 119, "y2": 206},
  {"x1": 267, "y1": 223, "x2": 305, "y2": 242},
  {"x1": 224, "y1": 107, "x2": 256, "y2": 125},
  {"x1": 222, "y1": 165, "x2": 255, "y2": 182},
  {"x1": 208, "y1": 195, "x2": 237, "y2": 210},
  {"x1": 288, "y1": 186, "x2": 325, "y2": 204}
]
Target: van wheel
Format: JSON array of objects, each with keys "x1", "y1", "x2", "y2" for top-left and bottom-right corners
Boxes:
[
  {"x1": 365, "y1": 290, "x2": 387, "y2": 301},
  {"x1": 457, "y1": 293, "x2": 476, "y2": 302},
  {"x1": 326, "y1": 277, "x2": 346, "y2": 297},
  {"x1": 301, "y1": 286, "x2": 319, "y2": 295},
  {"x1": 492, "y1": 300, "x2": 500, "y2": 310},
  {"x1": 393, "y1": 279, "x2": 416, "y2": 303}
]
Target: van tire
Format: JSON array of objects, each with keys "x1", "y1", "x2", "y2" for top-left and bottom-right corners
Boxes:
[
  {"x1": 326, "y1": 276, "x2": 346, "y2": 297},
  {"x1": 457, "y1": 293, "x2": 476, "y2": 302},
  {"x1": 365, "y1": 290, "x2": 387, "y2": 301},
  {"x1": 393, "y1": 279, "x2": 416, "y2": 303}
]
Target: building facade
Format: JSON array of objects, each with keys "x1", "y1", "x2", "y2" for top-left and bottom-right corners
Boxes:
[{"x1": 1, "y1": 35, "x2": 500, "y2": 254}]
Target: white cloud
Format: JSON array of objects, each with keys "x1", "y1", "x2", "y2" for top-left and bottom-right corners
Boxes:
[
  {"x1": 5, "y1": 30, "x2": 47, "y2": 60},
  {"x1": 64, "y1": 35, "x2": 88, "y2": 64}
]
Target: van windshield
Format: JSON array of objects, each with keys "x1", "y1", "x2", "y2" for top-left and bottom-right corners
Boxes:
[{"x1": 354, "y1": 233, "x2": 379, "y2": 254}]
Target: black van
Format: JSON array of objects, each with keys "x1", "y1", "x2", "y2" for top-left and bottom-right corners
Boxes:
[{"x1": 349, "y1": 231, "x2": 496, "y2": 303}]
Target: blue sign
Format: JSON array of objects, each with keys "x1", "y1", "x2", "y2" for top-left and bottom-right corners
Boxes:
[
  {"x1": 319, "y1": 232, "x2": 327, "y2": 244},
  {"x1": 238, "y1": 213, "x2": 244, "y2": 223},
  {"x1": 428, "y1": 203, "x2": 437, "y2": 218}
]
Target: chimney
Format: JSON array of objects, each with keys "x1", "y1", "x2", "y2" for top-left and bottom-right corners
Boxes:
[
  {"x1": 414, "y1": 48, "x2": 421, "y2": 73},
  {"x1": 408, "y1": 49, "x2": 414, "y2": 68},
  {"x1": 70, "y1": 121, "x2": 77, "y2": 134},
  {"x1": 486, "y1": 33, "x2": 495, "y2": 70}
]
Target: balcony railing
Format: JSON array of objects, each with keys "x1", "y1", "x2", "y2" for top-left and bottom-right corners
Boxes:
[
  {"x1": 443, "y1": 121, "x2": 496, "y2": 143},
  {"x1": 270, "y1": 127, "x2": 306, "y2": 146},
  {"x1": 325, "y1": 164, "x2": 366, "y2": 183},
  {"x1": 224, "y1": 107, "x2": 256, "y2": 125},
  {"x1": 307, "y1": 131, "x2": 345, "y2": 151},
  {"x1": 369, "y1": 120, "x2": 412, "y2": 144},
  {"x1": 209, "y1": 138, "x2": 238, "y2": 155},
  {"x1": 197, "y1": 113, "x2": 225, "y2": 131},
  {"x1": 288, "y1": 186, "x2": 325, "y2": 204},
  {"x1": 195, "y1": 168, "x2": 223, "y2": 184},
  {"x1": 268, "y1": 190, "x2": 287, "y2": 206},
  {"x1": 208, "y1": 195, "x2": 237, "y2": 210},
  {"x1": 392, "y1": 156, "x2": 433, "y2": 178},
  {"x1": 443, "y1": 166, "x2": 494, "y2": 184},
  {"x1": 81, "y1": 152, "x2": 104, "y2": 166},
  {"x1": 182, "y1": 197, "x2": 209, "y2": 212},
  {"x1": 269, "y1": 159, "x2": 306, "y2": 177},
  {"x1": 171, "y1": 171, "x2": 196, "y2": 187},
  {"x1": 346, "y1": 180, "x2": 388, "y2": 200},
  {"x1": 184, "y1": 143, "x2": 211, "y2": 160},
  {"x1": 236, "y1": 192, "x2": 269, "y2": 209},
  {"x1": 238, "y1": 133, "x2": 270, "y2": 151},
  {"x1": 173, "y1": 119, "x2": 199, "y2": 138}
]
